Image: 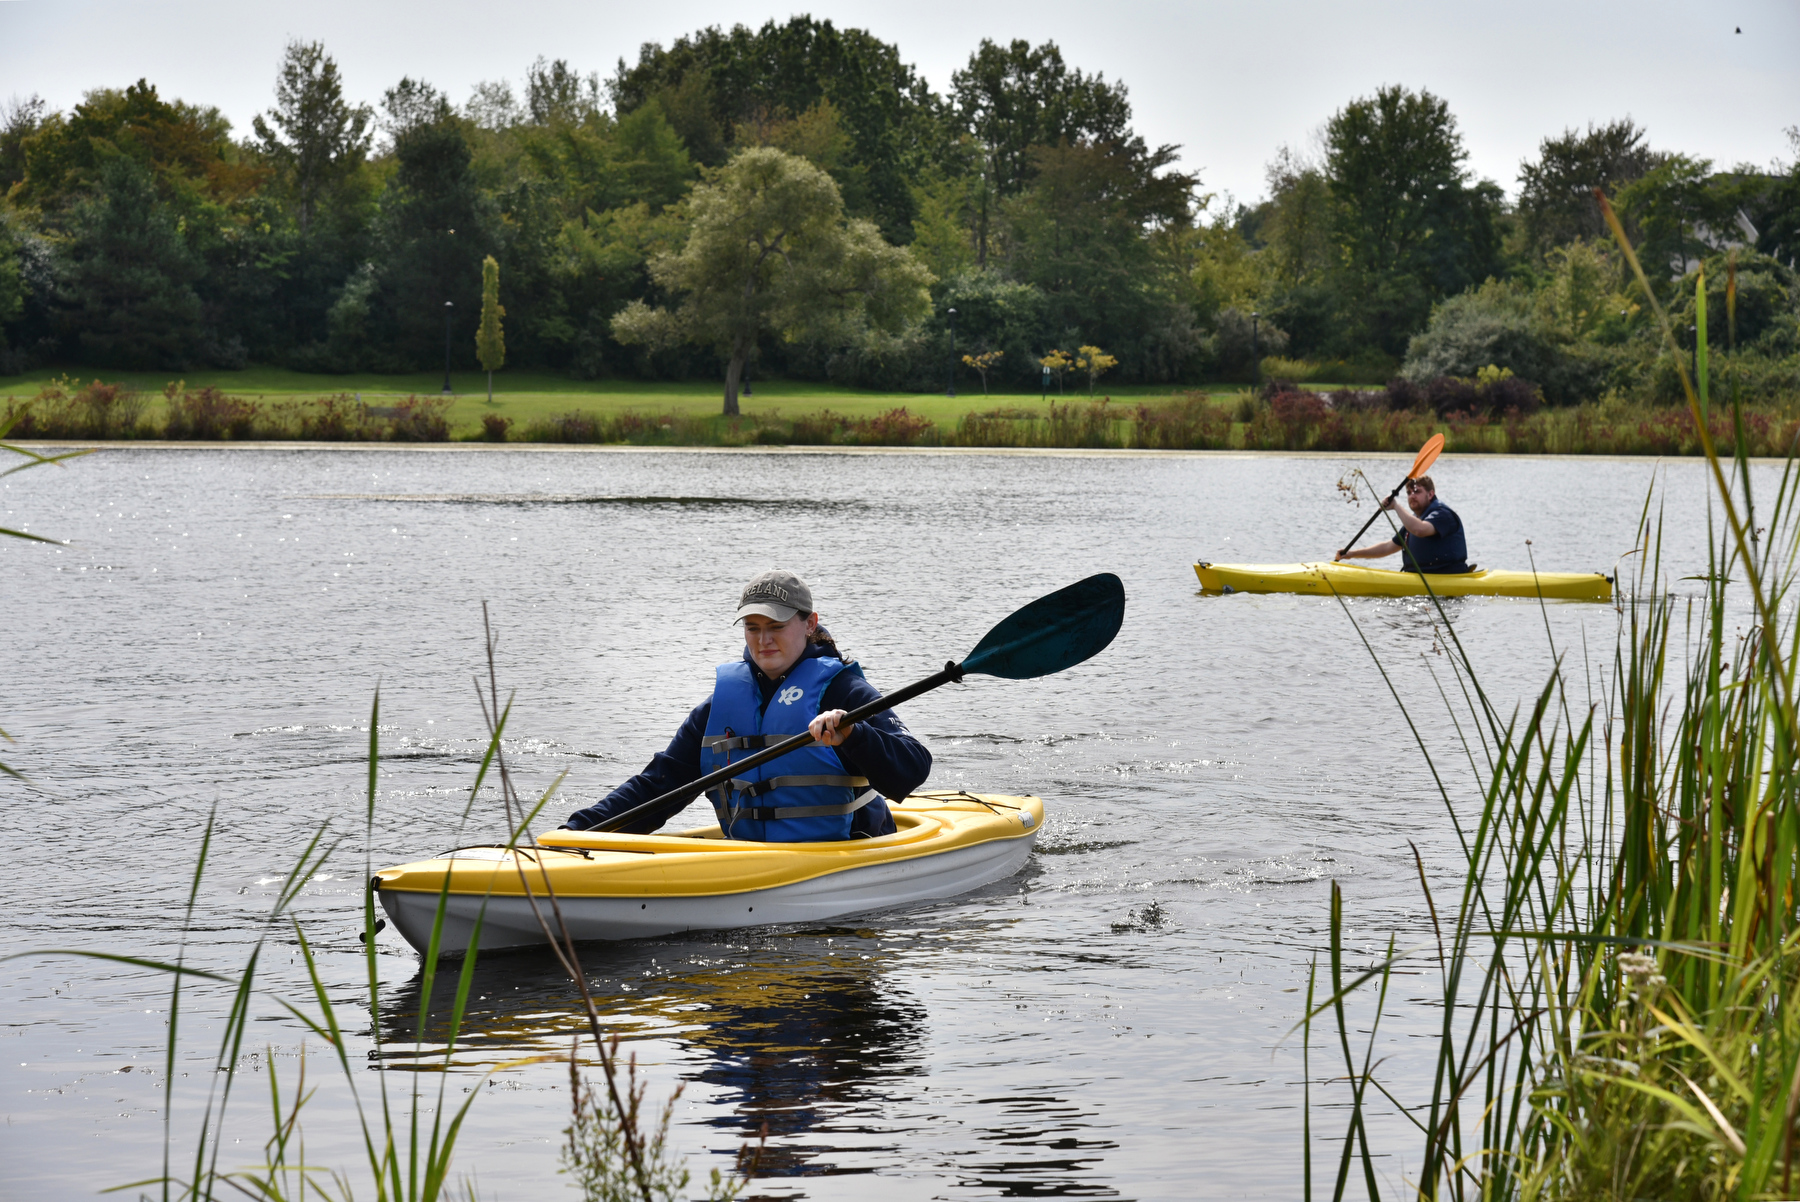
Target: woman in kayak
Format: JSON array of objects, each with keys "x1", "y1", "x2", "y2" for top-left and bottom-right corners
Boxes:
[
  {"x1": 562, "y1": 569, "x2": 931, "y2": 841},
  {"x1": 1333, "y1": 475, "x2": 1471, "y2": 573}
]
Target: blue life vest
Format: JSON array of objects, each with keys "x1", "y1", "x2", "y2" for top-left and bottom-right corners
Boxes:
[{"x1": 701, "y1": 656, "x2": 876, "y2": 842}]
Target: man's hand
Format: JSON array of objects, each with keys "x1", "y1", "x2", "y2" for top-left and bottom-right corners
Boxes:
[
  {"x1": 810, "y1": 709, "x2": 855, "y2": 746},
  {"x1": 1333, "y1": 548, "x2": 1347, "y2": 561},
  {"x1": 1380, "y1": 495, "x2": 1398, "y2": 512}
]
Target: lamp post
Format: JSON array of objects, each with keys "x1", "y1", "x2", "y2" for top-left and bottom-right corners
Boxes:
[
  {"x1": 442, "y1": 301, "x2": 454, "y2": 394},
  {"x1": 946, "y1": 307, "x2": 958, "y2": 398},
  {"x1": 1250, "y1": 310, "x2": 1260, "y2": 391}
]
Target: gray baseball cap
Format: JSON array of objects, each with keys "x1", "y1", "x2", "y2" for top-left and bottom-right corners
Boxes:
[{"x1": 736, "y1": 569, "x2": 813, "y2": 622}]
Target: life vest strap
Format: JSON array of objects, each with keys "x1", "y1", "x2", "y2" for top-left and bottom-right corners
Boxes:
[
  {"x1": 709, "y1": 783, "x2": 878, "y2": 823},
  {"x1": 700, "y1": 734, "x2": 778, "y2": 752}
]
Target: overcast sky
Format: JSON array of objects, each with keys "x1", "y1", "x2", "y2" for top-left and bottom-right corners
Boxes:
[{"x1": 3, "y1": 0, "x2": 1796, "y2": 207}]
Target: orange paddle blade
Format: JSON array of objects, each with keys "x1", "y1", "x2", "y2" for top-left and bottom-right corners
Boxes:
[{"x1": 1408, "y1": 433, "x2": 1445, "y2": 481}]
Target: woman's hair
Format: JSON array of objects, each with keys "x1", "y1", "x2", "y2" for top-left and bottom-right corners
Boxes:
[{"x1": 806, "y1": 618, "x2": 851, "y2": 662}]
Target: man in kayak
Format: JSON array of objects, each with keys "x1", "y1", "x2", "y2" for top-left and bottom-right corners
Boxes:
[
  {"x1": 1333, "y1": 476, "x2": 1471, "y2": 573},
  {"x1": 562, "y1": 569, "x2": 931, "y2": 840}
]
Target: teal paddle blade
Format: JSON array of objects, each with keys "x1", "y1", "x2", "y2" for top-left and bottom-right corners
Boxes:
[{"x1": 960, "y1": 573, "x2": 1125, "y2": 680}]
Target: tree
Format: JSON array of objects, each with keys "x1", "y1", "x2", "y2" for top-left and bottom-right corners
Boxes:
[
  {"x1": 371, "y1": 106, "x2": 501, "y2": 368},
  {"x1": 0, "y1": 95, "x2": 48, "y2": 194},
  {"x1": 1517, "y1": 119, "x2": 1659, "y2": 254},
  {"x1": 961, "y1": 349, "x2": 1002, "y2": 393},
  {"x1": 1324, "y1": 85, "x2": 1502, "y2": 355},
  {"x1": 1754, "y1": 127, "x2": 1800, "y2": 268},
  {"x1": 476, "y1": 255, "x2": 505, "y2": 400},
  {"x1": 949, "y1": 39, "x2": 1141, "y2": 264},
  {"x1": 1004, "y1": 139, "x2": 1193, "y2": 359},
  {"x1": 525, "y1": 57, "x2": 602, "y2": 126},
  {"x1": 252, "y1": 41, "x2": 372, "y2": 234},
  {"x1": 15, "y1": 80, "x2": 251, "y2": 217},
  {"x1": 1617, "y1": 155, "x2": 1748, "y2": 283},
  {"x1": 609, "y1": 17, "x2": 940, "y2": 237},
  {"x1": 1075, "y1": 345, "x2": 1116, "y2": 394},
  {"x1": 612, "y1": 147, "x2": 933, "y2": 414},
  {"x1": 1040, "y1": 348, "x2": 1071, "y2": 392},
  {"x1": 57, "y1": 156, "x2": 204, "y2": 368}
]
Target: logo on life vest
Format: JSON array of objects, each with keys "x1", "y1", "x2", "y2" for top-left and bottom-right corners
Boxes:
[{"x1": 777, "y1": 686, "x2": 805, "y2": 706}]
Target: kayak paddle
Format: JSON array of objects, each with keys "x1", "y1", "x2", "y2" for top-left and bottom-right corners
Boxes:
[
  {"x1": 1337, "y1": 434, "x2": 1444, "y2": 558},
  {"x1": 588, "y1": 572, "x2": 1127, "y2": 834}
]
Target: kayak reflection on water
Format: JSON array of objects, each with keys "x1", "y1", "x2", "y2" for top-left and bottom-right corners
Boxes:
[{"x1": 379, "y1": 932, "x2": 925, "y2": 1179}]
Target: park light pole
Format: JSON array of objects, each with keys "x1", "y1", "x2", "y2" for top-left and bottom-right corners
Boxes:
[
  {"x1": 442, "y1": 301, "x2": 454, "y2": 394},
  {"x1": 946, "y1": 307, "x2": 958, "y2": 398}
]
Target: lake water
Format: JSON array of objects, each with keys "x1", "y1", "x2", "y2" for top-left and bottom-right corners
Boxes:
[{"x1": 0, "y1": 445, "x2": 1738, "y2": 1200}]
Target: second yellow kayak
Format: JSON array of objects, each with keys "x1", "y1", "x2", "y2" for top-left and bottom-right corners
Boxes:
[{"x1": 1193, "y1": 560, "x2": 1613, "y2": 601}]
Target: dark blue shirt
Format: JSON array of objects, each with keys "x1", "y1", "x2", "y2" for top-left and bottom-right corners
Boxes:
[
  {"x1": 564, "y1": 638, "x2": 931, "y2": 836},
  {"x1": 1397, "y1": 499, "x2": 1470, "y2": 573}
]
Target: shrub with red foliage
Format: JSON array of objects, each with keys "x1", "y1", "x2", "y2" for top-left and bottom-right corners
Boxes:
[
  {"x1": 164, "y1": 386, "x2": 259, "y2": 439},
  {"x1": 386, "y1": 395, "x2": 451, "y2": 442},
  {"x1": 848, "y1": 407, "x2": 936, "y2": 445}
]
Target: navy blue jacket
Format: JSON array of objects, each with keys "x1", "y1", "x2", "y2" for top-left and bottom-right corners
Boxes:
[
  {"x1": 564, "y1": 638, "x2": 931, "y2": 837},
  {"x1": 1397, "y1": 499, "x2": 1470, "y2": 573}
]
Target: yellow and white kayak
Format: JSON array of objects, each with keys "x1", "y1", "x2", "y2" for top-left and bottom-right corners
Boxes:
[
  {"x1": 1193, "y1": 560, "x2": 1613, "y2": 601},
  {"x1": 372, "y1": 792, "x2": 1042, "y2": 954}
]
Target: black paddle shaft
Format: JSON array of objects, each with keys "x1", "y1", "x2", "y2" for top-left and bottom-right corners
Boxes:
[
  {"x1": 1339, "y1": 477, "x2": 1413, "y2": 558},
  {"x1": 588, "y1": 661, "x2": 966, "y2": 834}
]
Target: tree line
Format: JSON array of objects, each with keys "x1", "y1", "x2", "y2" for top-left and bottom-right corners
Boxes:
[{"x1": 1, "y1": 18, "x2": 1796, "y2": 408}]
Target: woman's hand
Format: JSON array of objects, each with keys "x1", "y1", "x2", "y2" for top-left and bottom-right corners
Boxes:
[{"x1": 809, "y1": 709, "x2": 855, "y2": 746}]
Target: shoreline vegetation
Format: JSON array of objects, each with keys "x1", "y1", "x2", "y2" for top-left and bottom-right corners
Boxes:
[
  {"x1": 8, "y1": 370, "x2": 1800, "y2": 457},
  {"x1": 1299, "y1": 204, "x2": 1800, "y2": 1199}
]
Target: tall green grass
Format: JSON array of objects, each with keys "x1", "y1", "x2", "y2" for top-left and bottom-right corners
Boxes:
[{"x1": 1301, "y1": 198, "x2": 1800, "y2": 1198}]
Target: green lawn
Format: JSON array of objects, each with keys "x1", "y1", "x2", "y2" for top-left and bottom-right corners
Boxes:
[{"x1": 0, "y1": 365, "x2": 1247, "y2": 434}]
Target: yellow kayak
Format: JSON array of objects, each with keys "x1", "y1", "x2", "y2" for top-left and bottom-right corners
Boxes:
[
  {"x1": 1193, "y1": 560, "x2": 1613, "y2": 601},
  {"x1": 372, "y1": 792, "x2": 1042, "y2": 954}
]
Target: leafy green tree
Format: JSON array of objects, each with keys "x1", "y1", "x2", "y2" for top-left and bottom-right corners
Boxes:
[
  {"x1": 525, "y1": 57, "x2": 602, "y2": 126},
  {"x1": 476, "y1": 254, "x2": 505, "y2": 399},
  {"x1": 950, "y1": 39, "x2": 1140, "y2": 264},
  {"x1": 908, "y1": 168, "x2": 980, "y2": 279},
  {"x1": 14, "y1": 80, "x2": 250, "y2": 218},
  {"x1": 252, "y1": 41, "x2": 372, "y2": 234},
  {"x1": 0, "y1": 95, "x2": 48, "y2": 194},
  {"x1": 612, "y1": 147, "x2": 933, "y2": 414},
  {"x1": 1324, "y1": 85, "x2": 1502, "y2": 355},
  {"x1": 57, "y1": 156, "x2": 204, "y2": 368},
  {"x1": 1754, "y1": 128, "x2": 1800, "y2": 267},
  {"x1": 1255, "y1": 147, "x2": 1336, "y2": 289},
  {"x1": 610, "y1": 18, "x2": 940, "y2": 238},
  {"x1": 1517, "y1": 118, "x2": 1659, "y2": 254},
  {"x1": 1617, "y1": 155, "x2": 1750, "y2": 285},
  {"x1": 1003, "y1": 139, "x2": 1194, "y2": 371},
  {"x1": 370, "y1": 104, "x2": 501, "y2": 369}
]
